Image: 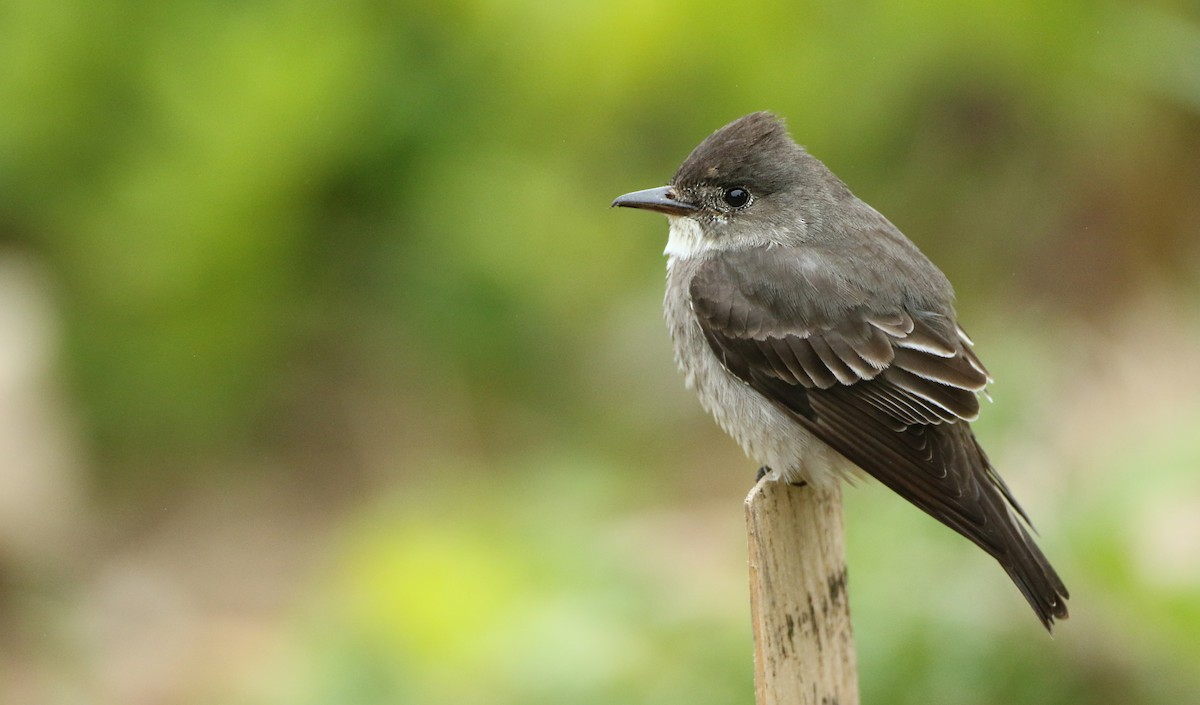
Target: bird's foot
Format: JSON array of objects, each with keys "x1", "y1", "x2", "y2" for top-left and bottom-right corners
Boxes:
[{"x1": 755, "y1": 466, "x2": 807, "y2": 488}]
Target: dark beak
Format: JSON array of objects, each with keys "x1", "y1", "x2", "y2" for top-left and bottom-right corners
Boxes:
[{"x1": 611, "y1": 186, "x2": 698, "y2": 216}]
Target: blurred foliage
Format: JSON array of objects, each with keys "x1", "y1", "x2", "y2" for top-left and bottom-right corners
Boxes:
[{"x1": 1, "y1": 0, "x2": 1199, "y2": 703}]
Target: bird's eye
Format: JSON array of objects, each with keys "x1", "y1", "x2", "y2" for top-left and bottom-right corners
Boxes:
[{"x1": 722, "y1": 187, "x2": 750, "y2": 208}]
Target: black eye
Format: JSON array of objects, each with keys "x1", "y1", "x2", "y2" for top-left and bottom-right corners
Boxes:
[{"x1": 722, "y1": 187, "x2": 750, "y2": 208}]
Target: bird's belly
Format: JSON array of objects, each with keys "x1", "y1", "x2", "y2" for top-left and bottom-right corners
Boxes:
[{"x1": 663, "y1": 259, "x2": 850, "y2": 487}]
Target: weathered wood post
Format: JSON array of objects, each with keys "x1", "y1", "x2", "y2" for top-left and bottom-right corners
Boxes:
[{"x1": 745, "y1": 477, "x2": 859, "y2": 705}]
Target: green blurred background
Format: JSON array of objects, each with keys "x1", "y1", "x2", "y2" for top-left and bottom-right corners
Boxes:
[{"x1": 2, "y1": 0, "x2": 1199, "y2": 703}]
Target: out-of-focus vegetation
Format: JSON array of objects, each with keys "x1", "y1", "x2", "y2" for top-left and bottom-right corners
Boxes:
[{"x1": 1, "y1": 0, "x2": 1199, "y2": 703}]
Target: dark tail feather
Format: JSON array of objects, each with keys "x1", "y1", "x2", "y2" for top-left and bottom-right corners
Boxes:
[
  {"x1": 987, "y1": 494, "x2": 1070, "y2": 632},
  {"x1": 970, "y1": 436, "x2": 1069, "y2": 631}
]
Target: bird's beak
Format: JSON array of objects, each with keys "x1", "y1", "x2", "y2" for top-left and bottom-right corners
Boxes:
[{"x1": 611, "y1": 186, "x2": 698, "y2": 216}]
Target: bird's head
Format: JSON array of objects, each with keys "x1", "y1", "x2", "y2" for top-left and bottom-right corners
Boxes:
[{"x1": 613, "y1": 112, "x2": 850, "y2": 256}]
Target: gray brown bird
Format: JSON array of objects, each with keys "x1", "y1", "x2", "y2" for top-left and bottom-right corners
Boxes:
[{"x1": 613, "y1": 112, "x2": 1069, "y2": 630}]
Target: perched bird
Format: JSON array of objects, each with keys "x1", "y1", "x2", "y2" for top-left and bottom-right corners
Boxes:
[{"x1": 612, "y1": 112, "x2": 1068, "y2": 630}]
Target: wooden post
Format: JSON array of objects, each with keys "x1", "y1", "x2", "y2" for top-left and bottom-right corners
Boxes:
[{"x1": 745, "y1": 478, "x2": 859, "y2": 705}]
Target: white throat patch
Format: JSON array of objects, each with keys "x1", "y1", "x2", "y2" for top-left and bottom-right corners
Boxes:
[{"x1": 663, "y1": 217, "x2": 709, "y2": 259}]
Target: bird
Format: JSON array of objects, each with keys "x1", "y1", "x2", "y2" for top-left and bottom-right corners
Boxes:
[{"x1": 612, "y1": 111, "x2": 1068, "y2": 630}]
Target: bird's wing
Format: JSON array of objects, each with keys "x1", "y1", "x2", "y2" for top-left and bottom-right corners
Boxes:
[{"x1": 689, "y1": 248, "x2": 1069, "y2": 628}]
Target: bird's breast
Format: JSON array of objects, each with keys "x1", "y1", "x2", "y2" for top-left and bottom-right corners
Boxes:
[{"x1": 662, "y1": 256, "x2": 848, "y2": 487}]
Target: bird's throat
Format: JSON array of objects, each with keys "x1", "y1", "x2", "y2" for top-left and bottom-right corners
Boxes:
[{"x1": 663, "y1": 216, "x2": 709, "y2": 260}]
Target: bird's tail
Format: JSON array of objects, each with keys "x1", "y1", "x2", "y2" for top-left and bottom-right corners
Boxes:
[{"x1": 986, "y1": 490, "x2": 1070, "y2": 631}]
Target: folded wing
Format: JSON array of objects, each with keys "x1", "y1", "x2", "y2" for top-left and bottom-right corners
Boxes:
[{"x1": 689, "y1": 249, "x2": 1069, "y2": 629}]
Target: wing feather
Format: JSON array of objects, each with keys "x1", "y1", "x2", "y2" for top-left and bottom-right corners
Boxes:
[
  {"x1": 786, "y1": 337, "x2": 838, "y2": 389},
  {"x1": 808, "y1": 335, "x2": 860, "y2": 385}
]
